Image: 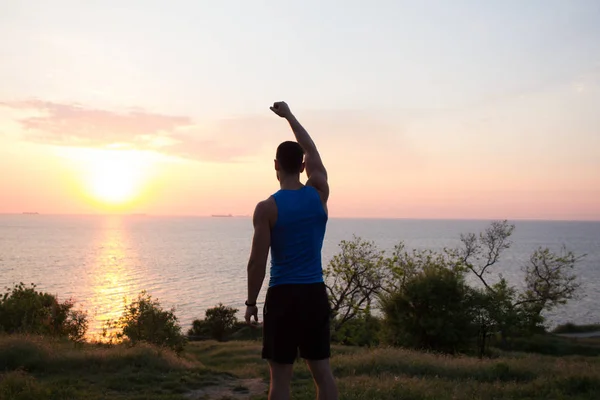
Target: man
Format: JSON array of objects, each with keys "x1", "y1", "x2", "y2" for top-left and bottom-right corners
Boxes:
[{"x1": 244, "y1": 101, "x2": 338, "y2": 400}]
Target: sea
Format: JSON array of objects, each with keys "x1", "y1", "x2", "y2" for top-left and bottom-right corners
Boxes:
[{"x1": 1, "y1": 215, "x2": 599, "y2": 338}]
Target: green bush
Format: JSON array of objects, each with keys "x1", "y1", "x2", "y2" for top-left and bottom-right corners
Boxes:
[
  {"x1": 381, "y1": 266, "x2": 477, "y2": 353},
  {"x1": 102, "y1": 291, "x2": 186, "y2": 353},
  {"x1": 187, "y1": 319, "x2": 210, "y2": 340},
  {"x1": 331, "y1": 311, "x2": 382, "y2": 347},
  {"x1": 0, "y1": 282, "x2": 88, "y2": 342},
  {"x1": 188, "y1": 303, "x2": 238, "y2": 342}
]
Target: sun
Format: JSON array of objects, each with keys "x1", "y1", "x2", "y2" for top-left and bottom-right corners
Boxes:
[
  {"x1": 53, "y1": 146, "x2": 163, "y2": 210},
  {"x1": 85, "y1": 150, "x2": 148, "y2": 205},
  {"x1": 90, "y1": 159, "x2": 138, "y2": 203}
]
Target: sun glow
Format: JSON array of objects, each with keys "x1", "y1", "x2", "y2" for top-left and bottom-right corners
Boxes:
[
  {"x1": 73, "y1": 149, "x2": 155, "y2": 206},
  {"x1": 89, "y1": 157, "x2": 141, "y2": 203}
]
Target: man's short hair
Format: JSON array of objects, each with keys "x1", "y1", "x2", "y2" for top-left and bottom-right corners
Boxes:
[{"x1": 276, "y1": 141, "x2": 304, "y2": 174}]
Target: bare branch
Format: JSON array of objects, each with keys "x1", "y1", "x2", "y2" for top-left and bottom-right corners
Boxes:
[
  {"x1": 520, "y1": 246, "x2": 583, "y2": 311},
  {"x1": 456, "y1": 220, "x2": 515, "y2": 293}
]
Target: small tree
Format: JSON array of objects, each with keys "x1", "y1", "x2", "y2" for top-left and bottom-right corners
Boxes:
[
  {"x1": 324, "y1": 236, "x2": 388, "y2": 333},
  {"x1": 518, "y1": 247, "x2": 582, "y2": 312},
  {"x1": 455, "y1": 220, "x2": 583, "y2": 339},
  {"x1": 469, "y1": 279, "x2": 522, "y2": 357},
  {"x1": 103, "y1": 291, "x2": 186, "y2": 353},
  {"x1": 455, "y1": 220, "x2": 514, "y2": 291},
  {"x1": 188, "y1": 303, "x2": 238, "y2": 342}
]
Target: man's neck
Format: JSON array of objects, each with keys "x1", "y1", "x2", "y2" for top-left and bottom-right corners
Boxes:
[{"x1": 279, "y1": 175, "x2": 303, "y2": 190}]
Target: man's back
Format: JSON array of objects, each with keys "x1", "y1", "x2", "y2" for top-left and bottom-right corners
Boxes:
[
  {"x1": 244, "y1": 102, "x2": 338, "y2": 400},
  {"x1": 269, "y1": 185, "x2": 328, "y2": 287}
]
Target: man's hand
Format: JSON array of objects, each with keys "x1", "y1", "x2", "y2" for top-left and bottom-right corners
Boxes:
[
  {"x1": 245, "y1": 305, "x2": 259, "y2": 325},
  {"x1": 270, "y1": 101, "x2": 293, "y2": 119}
]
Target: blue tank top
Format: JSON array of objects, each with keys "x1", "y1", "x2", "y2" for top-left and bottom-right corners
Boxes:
[{"x1": 269, "y1": 185, "x2": 328, "y2": 287}]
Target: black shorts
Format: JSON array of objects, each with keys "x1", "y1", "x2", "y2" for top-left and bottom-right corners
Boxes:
[{"x1": 262, "y1": 282, "x2": 331, "y2": 364}]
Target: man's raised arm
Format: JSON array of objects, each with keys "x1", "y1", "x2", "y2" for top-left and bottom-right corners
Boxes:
[{"x1": 270, "y1": 102, "x2": 329, "y2": 199}]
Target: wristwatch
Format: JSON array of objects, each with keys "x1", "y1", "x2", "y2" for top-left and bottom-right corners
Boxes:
[{"x1": 245, "y1": 300, "x2": 256, "y2": 307}]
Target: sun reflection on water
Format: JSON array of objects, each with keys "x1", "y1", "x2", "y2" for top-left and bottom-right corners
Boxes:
[{"x1": 86, "y1": 216, "x2": 144, "y2": 340}]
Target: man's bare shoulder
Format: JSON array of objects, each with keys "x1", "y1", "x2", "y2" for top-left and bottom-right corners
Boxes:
[
  {"x1": 253, "y1": 197, "x2": 277, "y2": 225},
  {"x1": 256, "y1": 196, "x2": 276, "y2": 212}
]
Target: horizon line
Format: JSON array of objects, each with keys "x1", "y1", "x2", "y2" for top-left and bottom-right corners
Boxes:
[{"x1": 1, "y1": 213, "x2": 599, "y2": 223}]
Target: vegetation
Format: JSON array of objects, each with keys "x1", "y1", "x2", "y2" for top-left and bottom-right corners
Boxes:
[
  {"x1": 2, "y1": 335, "x2": 600, "y2": 400},
  {"x1": 102, "y1": 291, "x2": 187, "y2": 353},
  {"x1": 494, "y1": 333, "x2": 600, "y2": 357},
  {"x1": 552, "y1": 323, "x2": 600, "y2": 334},
  {"x1": 0, "y1": 335, "x2": 214, "y2": 400},
  {"x1": 188, "y1": 303, "x2": 240, "y2": 342},
  {"x1": 456, "y1": 222, "x2": 583, "y2": 342},
  {"x1": 380, "y1": 265, "x2": 477, "y2": 353},
  {"x1": 324, "y1": 236, "x2": 388, "y2": 332},
  {"x1": 322, "y1": 220, "x2": 585, "y2": 353},
  {"x1": 0, "y1": 283, "x2": 88, "y2": 342},
  {"x1": 331, "y1": 312, "x2": 382, "y2": 347}
]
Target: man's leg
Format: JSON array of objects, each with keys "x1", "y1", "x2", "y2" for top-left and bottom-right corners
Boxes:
[
  {"x1": 268, "y1": 361, "x2": 294, "y2": 400},
  {"x1": 262, "y1": 285, "x2": 298, "y2": 400},
  {"x1": 306, "y1": 359, "x2": 338, "y2": 400},
  {"x1": 298, "y1": 283, "x2": 337, "y2": 399}
]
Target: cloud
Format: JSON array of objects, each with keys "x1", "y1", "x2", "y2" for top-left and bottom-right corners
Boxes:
[
  {"x1": 0, "y1": 100, "x2": 258, "y2": 162},
  {"x1": 1, "y1": 100, "x2": 191, "y2": 144},
  {"x1": 0, "y1": 99, "x2": 413, "y2": 163}
]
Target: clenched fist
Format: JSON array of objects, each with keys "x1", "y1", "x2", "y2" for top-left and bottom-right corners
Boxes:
[{"x1": 270, "y1": 101, "x2": 293, "y2": 119}]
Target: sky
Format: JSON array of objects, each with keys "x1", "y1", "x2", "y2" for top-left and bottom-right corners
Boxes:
[{"x1": 1, "y1": 0, "x2": 599, "y2": 220}]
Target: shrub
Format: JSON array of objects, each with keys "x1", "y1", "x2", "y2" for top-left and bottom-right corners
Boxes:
[
  {"x1": 187, "y1": 319, "x2": 210, "y2": 340},
  {"x1": 381, "y1": 266, "x2": 477, "y2": 353},
  {"x1": 0, "y1": 282, "x2": 88, "y2": 342},
  {"x1": 188, "y1": 303, "x2": 238, "y2": 342},
  {"x1": 102, "y1": 291, "x2": 186, "y2": 353}
]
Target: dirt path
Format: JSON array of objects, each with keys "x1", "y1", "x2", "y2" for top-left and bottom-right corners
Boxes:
[{"x1": 186, "y1": 377, "x2": 267, "y2": 399}]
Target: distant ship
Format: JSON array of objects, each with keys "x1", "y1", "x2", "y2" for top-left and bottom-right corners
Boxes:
[
  {"x1": 22, "y1": 212, "x2": 39, "y2": 215},
  {"x1": 211, "y1": 214, "x2": 233, "y2": 217}
]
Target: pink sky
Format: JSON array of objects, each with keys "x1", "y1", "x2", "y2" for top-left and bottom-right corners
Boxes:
[
  {"x1": 1, "y1": 2, "x2": 599, "y2": 220},
  {"x1": 1, "y1": 94, "x2": 598, "y2": 220}
]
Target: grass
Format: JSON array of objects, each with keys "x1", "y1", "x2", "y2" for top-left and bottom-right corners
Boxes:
[
  {"x1": 0, "y1": 335, "x2": 216, "y2": 400},
  {"x1": 2, "y1": 335, "x2": 600, "y2": 399}
]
